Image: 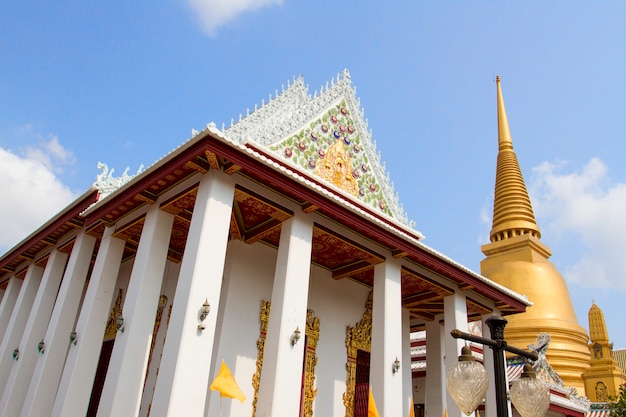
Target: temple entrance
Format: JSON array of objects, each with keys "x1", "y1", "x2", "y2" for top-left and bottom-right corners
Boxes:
[
  {"x1": 86, "y1": 339, "x2": 115, "y2": 417},
  {"x1": 354, "y1": 349, "x2": 371, "y2": 417}
]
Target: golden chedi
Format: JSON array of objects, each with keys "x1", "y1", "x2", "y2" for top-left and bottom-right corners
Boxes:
[
  {"x1": 480, "y1": 76, "x2": 591, "y2": 394},
  {"x1": 582, "y1": 302, "x2": 626, "y2": 401}
]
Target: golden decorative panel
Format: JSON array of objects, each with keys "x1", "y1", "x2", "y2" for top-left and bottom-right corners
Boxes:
[
  {"x1": 252, "y1": 301, "x2": 320, "y2": 417},
  {"x1": 302, "y1": 309, "x2": 321, "y2": 417},
  {"x1": 315, "y1": 140, "x2": 358, "y2": 196},
  {"x1": 343, "y1": 293, "x2": 372, "y2": 417},
  {"x1": 104, "y1": 289, "x2": 123, "y2": 341},
  {"x1": 252, "y1": 300, "x2": 271, "y2": 417}
]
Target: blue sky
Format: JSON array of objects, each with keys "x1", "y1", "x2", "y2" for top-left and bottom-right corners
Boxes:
[{"x1": 2, "y1": 1, "x2": 626, "y2": 350}]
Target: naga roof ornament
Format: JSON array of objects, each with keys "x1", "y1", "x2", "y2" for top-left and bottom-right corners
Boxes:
[{"x1": 92, "y1": 162, "x2": 144, "y2": 202}]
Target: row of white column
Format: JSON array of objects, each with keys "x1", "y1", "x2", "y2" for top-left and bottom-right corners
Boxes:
[
  {"x1": 423, "y1": 293, "x2": 504, "y2": 417},
  {"x1": 0, "y1": 167, "x2": 463, "y2": 417},
  {"x1": 0, "y1": 170, "x2": 236, "y2": 417}
]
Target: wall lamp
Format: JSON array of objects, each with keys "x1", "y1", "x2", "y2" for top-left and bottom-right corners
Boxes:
[
  {"x1": 291, "y1": 327, "x2": 301, "y2": 346},
  {"x1": 116, "y1": 313, "x2": 125, "y2": 333},
  {"x1": 392, "y1": 357, "x2": 401, "y2": 373},
  {"x1": 38, "y1": 339, "x2": 45, "y2": 354},
  {"x1": 158, "y1": 294, "x2": 168, "y2": 311},
  {"x1": 198, "y1": 299, "x2": 211, "y2": 330},
  {"x1": 69, "y1": 330, "x2": 77, "y2": 346}
]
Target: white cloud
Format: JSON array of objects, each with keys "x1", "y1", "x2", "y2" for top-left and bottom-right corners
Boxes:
[
  {"x1": 0, "y1": 140, "x2": 78, "y2": 253},
  {"x1": 529, "y1": 158, "x2": 626, "y2": 290},
  {"x1": 24, "y1": 135, "x2": 77, "y2": 174},
  {"x1": 187, "y1": 0, "x2": 283, "y2": 36}
]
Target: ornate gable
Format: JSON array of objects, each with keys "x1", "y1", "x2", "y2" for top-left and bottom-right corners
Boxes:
[{"x1": 224, "y1": 69, "x2": 411, "y2": 227}]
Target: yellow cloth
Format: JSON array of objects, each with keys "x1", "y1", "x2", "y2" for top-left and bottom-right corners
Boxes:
[
  {"x1": 408, "y1": 397, "x2": 415, "y2": 417},
  {"x1": 209, "y1": 360, "x2": 246, "y2": 403},
  {"x1": 444, "y1": 408, "x2": 448, "y2": 417},
  {"x1": 368, "y1": 388, "x2": 381, "y2": 417}
]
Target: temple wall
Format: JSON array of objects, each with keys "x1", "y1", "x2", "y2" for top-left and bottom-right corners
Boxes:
[{"x1": 203, "y1": 237, "x2": 371, "y2": 417}]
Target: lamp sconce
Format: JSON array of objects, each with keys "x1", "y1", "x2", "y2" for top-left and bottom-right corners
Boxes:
[
  {"x1": 12, "y1": 348, "x2": 19, "y2": 361},
  {"x1": 392, "y1": 357, "x2": 401, "y2": 373},
  {"x1": 158, "y1": 294, "x2": 168, "y2": 311},
  {"x1": 197, "y1": 299, "x2": 211, "y2": 331},
  {"x1": 116, "y1": 314, "x2": 125, "y2": 333},
  {"x1": 38, "y1": 339, "x2": 45, "y2": 354},
  {"x1": 69, "y1": 330, "x2": 77, "y2": 346},
  {"x1": 291, "y1": 327, "x2": 301, "y2": 346}
]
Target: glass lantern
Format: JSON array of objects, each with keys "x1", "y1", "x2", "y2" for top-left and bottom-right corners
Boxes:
[{"x1": 446, "y1": 345, "x2": 489, "y2": 416}]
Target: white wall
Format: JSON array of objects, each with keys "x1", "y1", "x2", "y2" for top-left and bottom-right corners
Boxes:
[
  {"x1": 206, "y1": 238, "x2": 374, "y2": 417},
  {"x1": 308, "y1": 264, "x2": 371, "y2": 417}
]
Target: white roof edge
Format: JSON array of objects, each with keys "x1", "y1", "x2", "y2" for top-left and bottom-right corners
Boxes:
[
  {"x1": 76, "y1": 123, "x2": 530, "y2": 308},
  {"x1": 415, "y1": 240, "x2": 532, "y2": 306},
  {"x1": 81, "y1": 123, "x2": 220, "y2": 217},
  {"x1": 0, "y1": 186, "x2": 98, "y2": 263}
]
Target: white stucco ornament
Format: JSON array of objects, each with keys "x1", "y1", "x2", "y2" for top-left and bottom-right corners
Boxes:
[{"x1": 93, "y1": 162, "x2": 144, "y2": 202}]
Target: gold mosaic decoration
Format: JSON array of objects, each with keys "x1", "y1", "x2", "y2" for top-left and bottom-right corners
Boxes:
[
  {"x1": 104, "y1": 289, "x2": 123, "y2": 341},
  {"x1": 252, "y1": 301, "x2": 320, "y2": 417},
  {"x1": 315, "y1": 140, "x2": 358, "y2": 196},
  {"x1": 144, "y1": 295, "x2": 168, "y2": 390},
  {"x1": 343, "y1": 293, "x2": 373, "y2": 417},
  {"x1": 302, "y1": 309, "x2": 321, "y2": 417},
  {"x1": 252, "y1": 300, "x2": 271, "y2": 416}
]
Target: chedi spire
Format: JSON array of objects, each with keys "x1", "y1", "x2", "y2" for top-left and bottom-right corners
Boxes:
[
  {"x1": 489, "y1": 76, "x2": 541, "y2": 243},
  {"x1": 480, "y1": 76, "x2": 591, "y2": 394}
]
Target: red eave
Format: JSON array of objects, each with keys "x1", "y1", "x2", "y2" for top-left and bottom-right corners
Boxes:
[
  {"x1": 205, "y1": 136, "x2": 529, "y2": 314},
  {"x1": 548, "y1": 402, "x2": 586, "y2": 417},
  {"x1": 81, "y1": 138, "x2": 212, "y2": 227},
  {"x1": 0, "y1": 189, "x2": 99, "y2": 279},
  {"x1": 33, "y1": 130, "x2": 527, "y2": 314}
]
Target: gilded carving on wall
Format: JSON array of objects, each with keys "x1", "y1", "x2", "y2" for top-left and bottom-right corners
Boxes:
[
  {"x1": 596, "y1": 381, "x2": 609, "y2": 402},
  {"x1": 343, "y1": 293, "x2": 373, "y2": 417},
  {"x1": 104, "y1": 289, "x2": 123, "y2": 341},
  {"x1": 252, "y1": 301, "x2": 320, "y2": 417},
  {"x1": 302, "y1": 309, "x2": 321, "y2": 417},
  {"x1": 252, "y1": 300, "x2": 271, "y2": 416},
  {"x1": 144, "y1": 295, "x2": 169, "y2": 390},
  {"x1": 315, "y1": 139, "x2": 358, "y2": 196}
]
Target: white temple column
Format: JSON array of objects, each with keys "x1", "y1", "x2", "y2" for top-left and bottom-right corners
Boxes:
[
  {"x1": 20, "y1": 231, "x2": 97, "y2": 417},
  {"x1": 443, "y1": 292, "x2": 469, "y2": 417},
  {"x1": 0, "y1": 265, "x2": 44, "y2": 395},
  {"x1": 0, "y1": 276, "x2": 22, "y2": 342},
  {"x1": 0, "y1": 249, "x2": 69, "y2": 416},
  {"x1": 150, "y1": 171, "x2": 235, "y2": 417},
  {"x1": 96, "y1": 205, "x2": 174, "y2": 417},
  {"x1": 402, "y1": 308, "x2": 413, "y2": 417},
  {"x1": 370, "y1": 258, "x2": 403, "y2": 417},
  {"x1": 425, "y1": 319, "x2": 445, "y2": 417},
  {"x1": 51, "y1": 226, "x2": 125, "y2": 417},
  {"x1": 481, "y1": 313, "x2": 507, "y2": 417},
  {"x1": 256, "y1": 212, "x2": 314, "y2": 417}
]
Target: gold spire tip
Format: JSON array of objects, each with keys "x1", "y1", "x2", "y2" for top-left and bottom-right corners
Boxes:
[{"x1": 496, "y1": 75, "x2": 501, "y2": 83}]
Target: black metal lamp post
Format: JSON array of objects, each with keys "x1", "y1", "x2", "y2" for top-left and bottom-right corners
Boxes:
[{"x1": 445, "y1": 315, "x2": 550, "y2": 417}]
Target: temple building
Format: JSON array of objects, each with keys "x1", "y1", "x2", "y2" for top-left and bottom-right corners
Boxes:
[
  {"x1": 0, "y1": 70, "x2": 533, "y2": 417},
  {"x1": 480, "y1": 77, "x2": 592, "y2": 394}
]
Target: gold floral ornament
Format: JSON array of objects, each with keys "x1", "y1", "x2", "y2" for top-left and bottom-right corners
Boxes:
[
  {"x1": 343, "y1": 293, "x2": 373, "y2": 417},
  {"x1": 252, "y1": 301, "x2": 320, "y2": 417},
  {"x1": 315, "y1": 139, "x2": 358, "y2": 196}
]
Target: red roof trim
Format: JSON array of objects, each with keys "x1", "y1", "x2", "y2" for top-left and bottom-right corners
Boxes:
[{"x1": 0, "y1": 189, "x2": 99, "y2": 273}]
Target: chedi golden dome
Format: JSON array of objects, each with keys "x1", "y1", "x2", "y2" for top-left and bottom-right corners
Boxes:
[{"x1": 480, "y1": 76, "x2": 590, "y2": 394}]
